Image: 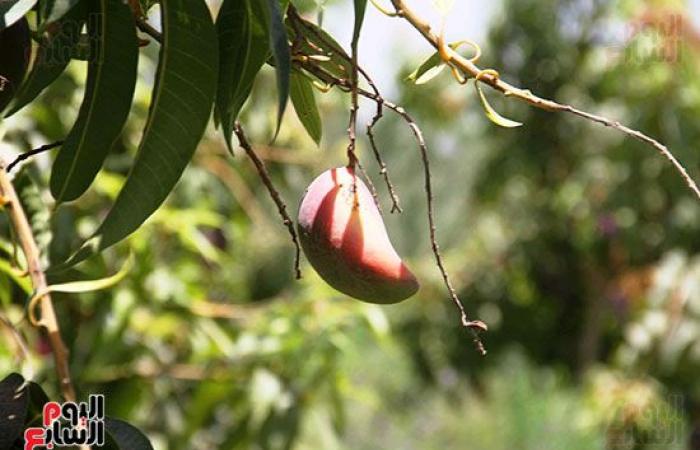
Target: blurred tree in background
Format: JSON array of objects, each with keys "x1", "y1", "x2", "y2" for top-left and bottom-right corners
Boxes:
[{"x1": 2, "y1": 0, "x2": 700, "y2": 449}]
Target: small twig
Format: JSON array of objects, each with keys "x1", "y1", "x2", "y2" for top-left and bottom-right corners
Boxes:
[
  {"x1": 0, "y1": 161, "x2": 77, "y2": 400},
  {"x1": 233, "y1": 121, "x2": 302, "y2": 279},
  {"x1": 367, "y1": 98, "x2": 402, "y2": 213},
  {"x1": 6, "y1": 141, "x2": 63, "y2": 173},
  {"x1": 288, "y1": 9, "x2": 403, "y2": 213},
  {"x1": 380, "y1": 101, "x2": 488, "y2": 355},
  {"x1": 389, "y1": 0, "x2": 700, "y2": 202},
  {"x1": 135, "y1": 17, "x2": 162, "y2": 44},
  {"x1": 355, "y1": 159, "x2": 382, "y2": 211},
  {"x1": 296, "y1": 61, "x2": 487, "y2": 353}
]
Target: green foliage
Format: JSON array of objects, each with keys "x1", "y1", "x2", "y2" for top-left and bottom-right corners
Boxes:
[
  {"x1": 62, "y1": 0, "x2": 219, "y2": 267},
  {"x1": 4, "y1": 2, "x2": 86, "y2": 117},
  {"x1": 2, "y1": 0, "x2": 700, "y2": 448},
  {"x1": 50, "y1": 0, "x2": 138, "y2": 203},
  {"x1": 289, "y1": 71, "x2": 321, "y2": 145}
]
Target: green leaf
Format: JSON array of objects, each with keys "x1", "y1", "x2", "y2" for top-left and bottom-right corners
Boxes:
[
  {"x1": 352, "y1": 0, "x2": 367, "y2": 48},
  {"x1": 0, "y1": 0, "x2": 36, "y2": 29},
  {"x1": 0, "y1": 16, "x2": 30, "y2": 112},
  {"x1": 406, "y1": 51, "x2": 445, "y2": 85},
  {"x1": 0, "y1": 258, "x2": 32, "y2": 293},
  {"x1": 475, "y1": 81, "x2": 523, "y2": 128},
  {"x1": 5, "y1": 3, "x2": 86, "y2": 117},
  {"x1": 264, "y1": 0, "x2": 291, "y2": 140},
  {"x1": 285, "y1": 13, "x2": 351, "y2": 79},
  {"x1": 45, "y1": 253, "x2": 132, "y2": 294},
  {"x1": 407, "y1": 42, "x2": 474, "y2": 85},
  {"x1": 216, "y1": 0, "x2": 269, "y2": 151},
  {"x1": 105, "y1": 418, "x2": 154, "y2": 450},
  {"x1": 57, "y1": 0, "x2": 218, "y2": 268},
  {"x1": 49, "y1": 0, "x2": 138, "y2": 203},
  {"x1": 290, "y1": 71, "x2": 321, "y2": 145},
  {"x1": 41, "y1": 0, "x2": 81, "y2": 24}
]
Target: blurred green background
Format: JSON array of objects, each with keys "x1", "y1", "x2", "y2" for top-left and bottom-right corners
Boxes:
[{"x1": 2, "y1": 0, "x2": 700, "y2": 448}]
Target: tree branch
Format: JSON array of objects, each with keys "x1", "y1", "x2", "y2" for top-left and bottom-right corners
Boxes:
[
  {"x1": 0, "y1": 162, "x2": 76, "y2": 401},
  {"x1": 233, "y1": 122, "x2": 302, "y2": 280},
  {"x1": 388, "y1": 0, "x2": 700, "y2": 201}
]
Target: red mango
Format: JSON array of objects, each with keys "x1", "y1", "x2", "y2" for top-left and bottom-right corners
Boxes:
[{"x1": 297, "y1": 167, "x2": 419, "y2": 304}]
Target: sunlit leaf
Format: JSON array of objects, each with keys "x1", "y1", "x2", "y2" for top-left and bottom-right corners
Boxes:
[
  {"x1": 0, "y1": 259, "x2": 31, "y2": 293},
  {"x1": 475, "y1": 81, "x2": 523, "y2": 128},
  {"x1": 406, "y1": 52, "x2": 445, "y2": 85},
  {"x1": 46, "y1": 253, "x2": 133, "y2": 294},
  {"x1": 290, "y1": 71, "x2": 322, "y2": 145},
  {"x1": 285, "y1": 13, "x2": 352, "y2": 79},
  {"x1": 0, "y1": 0, "x2": 35, "y2": 29},
  {"x1": 50, "y1": 0, "x2": 138, "y2": 203}
]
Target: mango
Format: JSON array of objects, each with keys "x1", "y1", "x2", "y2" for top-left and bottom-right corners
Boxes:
[
  {"x1": 297, "y1": 166, "x2": 419, "y2": 304},
  {"x1": 0, "y1": 17, "x2": 30, "y2": 113}
]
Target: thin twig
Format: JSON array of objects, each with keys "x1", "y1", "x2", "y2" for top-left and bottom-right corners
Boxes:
[
  {"x1": 367, "y1": 98, "x2": 402, "y2": 213},
  {"x1": 355, "y1": 159, "x2": 382, "y2": 211},
  {"x1": 295, "y1": 60, "x2": 487, "y2": 353},
  {"x1": 0, "y1": 161, "x2": 77, "y2": 400},
  {"x1": 380, "y1": 100, "x2": 488, "y2": 355},
  {"x1": 389, "y1": 0, "x2": 700, "y2": 202},
  {"x1": 233, "y1": 122, "x2": 302, "y2": 279},
  {"x1": 7, "y1": 141, "x2": 63, "y2": 173},
  {"x1": 135, "y1": 17, "x2": 162, "y2": 44},
  {"x1": 288, "y1": 9, "x2": 403, "y2": 212}
]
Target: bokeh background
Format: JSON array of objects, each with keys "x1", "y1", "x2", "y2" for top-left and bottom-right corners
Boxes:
[{"x1": 2, "y1": 0, "x2": 700, "y2": 448}]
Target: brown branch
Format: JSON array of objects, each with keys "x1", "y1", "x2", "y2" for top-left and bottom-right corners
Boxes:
[
  {"x1": 7, "y1": 141, "x2": 63, "y2": 173},
  {"x1": 367, "y1": 99, "x2": 403, "y2": 213},
  {"x1": 135, "y1": 17, "x2": 162, "y2": 44},
  {"x1": 0, "y1": 163, "x2": 76, "y2": 401},
  {"x1": 233, "y1": 122, "x2": 302, "y2": 280},
  {"x1": 389, "y1": 0, "x2": 700, "y2": 201}
]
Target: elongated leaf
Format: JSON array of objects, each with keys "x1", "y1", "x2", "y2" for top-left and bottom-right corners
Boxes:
[
  {"x1": 58, "y1": 0, "x2": 218, "y2": 268},
  {"x1": 475, "y1": 81, "x2": 523, "y2": 128},
  {"x1": 5, "y1": 3, "x2": 86, "y2": 117},
  {"x1": 0, "y1": 0, "x2": 35, "y2": 29},
  {"x1": 105, "y1": 418, "x2": 154, "y2": 450},
  {"x1": 0, "y1": 16, "x2": 30, "y2": 112},
  {"x1": 46, "y1": 253, "x2": 132, "y2": 294},
  {"x1": 50, "y1": 0, "x2": 138, "y2": 203},
  {"x1": 407, "y1": 42, "x2": 474, "y2": 85},
  {"x1": 290, "y1": 71, "x2": 321, "y2": 145},
  {"x1": 406, "y1": 51, "x2": 445, "y2": 85},
  {"x1": 285, "y1": 13, "x2": 352, "y2": 79},
  {"x1": 264, "y1": 0, "x2": 291, "y2": 139},
  {"x1": 352, "y1": 0, "x2": 367, "y2": 47},
  {"x1": 216, "y1": 0, "x2": 269, "y2": 151},
  {"x1": 0, "y1": 259, "x2": 32, "y2": 293},
  {"x1": 41, "y1": 0, "x2": 81, "y2": 24}
]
